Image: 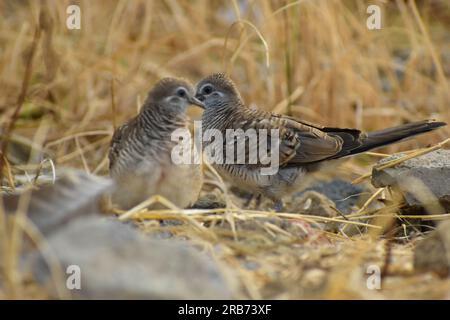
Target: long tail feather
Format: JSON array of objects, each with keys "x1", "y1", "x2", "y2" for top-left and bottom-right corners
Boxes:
[{"x1": 348, "y1": 120, "x2": 446, "y2": 155}]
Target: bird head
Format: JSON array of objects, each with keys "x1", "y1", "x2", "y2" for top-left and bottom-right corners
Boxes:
[
  {"x1": 195, "y1": 73, "x2": 242, "y2": 108},
  {"x1": 146, "y1": 77, "x2": 204, "y2": 112}
]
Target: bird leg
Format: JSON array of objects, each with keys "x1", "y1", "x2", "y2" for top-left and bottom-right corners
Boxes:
[
  {"x1": 243, "y1": 193, "x2": 254, "y2": 208},
  {"x1": 254, "y1": 194, "x2": 262, "y2": 209},
  {"x1": 243, "y1": 193, "x2": 263, "y2": 209}
]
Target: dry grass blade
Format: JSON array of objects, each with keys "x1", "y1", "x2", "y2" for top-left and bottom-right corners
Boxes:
[
  {"x1": 128, "y1": 207, "x2": 381, "y2": 230},
  {"x1": 273, "y1": 86, "x2": 305, "y2": 113},
  {"x1": 223, "y1": 19, "x2": 270, "y2": 72}
]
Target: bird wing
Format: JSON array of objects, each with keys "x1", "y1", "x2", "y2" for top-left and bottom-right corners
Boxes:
[
  {"x1": 232, "y1": 109, "x2": 365, "y2": 167},
  {"x1": 108, "y1": 122, "x2": 130, "y2": 170},
  {"x1": 278, "y1": 114, "x2": 365, "y2": 164}
]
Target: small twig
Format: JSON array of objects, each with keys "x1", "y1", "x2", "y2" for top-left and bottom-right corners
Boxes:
[
  {"x1": 365, "y1": 152, "x2": 390, "y2": 157},
  {"x1": 356, "y1": 188, "x2": 385, "y2": 216},
  {"x1": 2, "y1": 155, "x2": 15, "y2": 190}
]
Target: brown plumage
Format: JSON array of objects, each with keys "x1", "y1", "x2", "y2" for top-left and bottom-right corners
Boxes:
[
  {"x1": 195, "y1": 73, "x2": 447, "y2": 211},
  {"x1": 109, "y1": 78, "x2": 204, "y2": 209}
]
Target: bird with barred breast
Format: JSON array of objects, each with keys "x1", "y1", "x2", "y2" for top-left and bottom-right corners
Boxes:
[
  {"x1": 109, "y1": 77, "x2": 204, "y2": 210},
  {"x1": 195, "y1": 73, "x2": 447, "y2": 211}
]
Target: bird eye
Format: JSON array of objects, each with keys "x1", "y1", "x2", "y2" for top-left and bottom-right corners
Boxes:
[
  {"x1": 202, "y1": 85, "x2": 213, "y2": 95},
  {"x1": 176, "y1": 88, "x2": 187, "y2": 97}
]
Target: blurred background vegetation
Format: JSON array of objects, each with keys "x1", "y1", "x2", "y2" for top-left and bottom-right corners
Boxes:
[{"x1": 0, "y1": 0, "x2": 448, "y2": 176}]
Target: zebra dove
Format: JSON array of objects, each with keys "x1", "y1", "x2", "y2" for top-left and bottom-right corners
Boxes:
[
  {"x1": 109, "y1": 78, "x2": 204, "y2": 209},
  {"x1": 195, "y1": 73, "x2": 446, "y2": 211}
]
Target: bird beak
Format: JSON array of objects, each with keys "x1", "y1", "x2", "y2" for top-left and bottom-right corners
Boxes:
[
  {"x1": 188, "y1": 95, "x2": 205, "y2": 109},
  {"x1": 195, "y1": 93, "x2": 205, "y2": 101}
]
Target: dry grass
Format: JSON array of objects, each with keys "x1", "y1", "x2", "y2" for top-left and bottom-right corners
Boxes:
[{"x1": 0, "y1": 0, "x2": 449, "y2": 299}]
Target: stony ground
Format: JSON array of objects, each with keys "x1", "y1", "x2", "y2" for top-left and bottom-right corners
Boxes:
[{"x1": 1, "y1": 149, "x2": 450, "y2": 299}]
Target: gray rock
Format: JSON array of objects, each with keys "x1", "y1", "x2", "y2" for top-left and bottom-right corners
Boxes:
[
  {"x1": 29, "y1": 216, "x2": 232, "y2": 299},
  {"x1": 2, "y1": 169, "x2": 113, "y2": 235},
  {"x1": 414, "y1": 220, "x2": 450, "y2": 276},
  {"x1": 371, "y1": 150, "x2": 450, "y2": 212},
  {"x1": 287, "y1": 191, "x2": 336, "y2": 217},
  {"x1": 295, "y1": 179, "x2": 365, "y2": 213}
]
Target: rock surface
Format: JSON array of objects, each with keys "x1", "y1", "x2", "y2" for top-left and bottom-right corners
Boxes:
[
  {"x1": 295, "y1": 179, "x2": 365, "y2": 214},
  {"x1": 3, "y1": 169, "x2": 113, "y2": 235},
  {"x1": 371, "y1": 150, "x2": 450, "y2": 213},
  {"x1": 29, "y1": 216, "x2": 233, "y2": 299},
  {"x1": 286, "y1": 191, "x2": 336, "y2": 217},
  {"x1": 414, "y1": 220, "x2": 450, "y2": 276}
]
